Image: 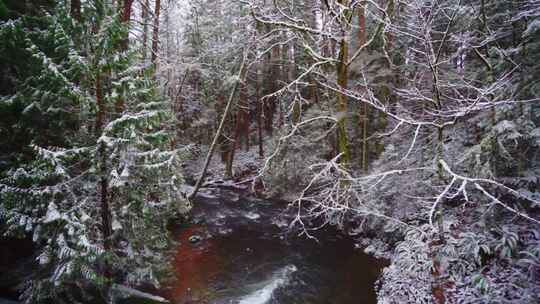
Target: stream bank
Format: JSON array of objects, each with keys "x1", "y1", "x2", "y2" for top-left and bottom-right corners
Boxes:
[
  {"x1": 167, "y1": 188, "x2": 387, "y2": 304},
  {"x1": 0, "y1": 185, "x2": 388, "y2": 304}
]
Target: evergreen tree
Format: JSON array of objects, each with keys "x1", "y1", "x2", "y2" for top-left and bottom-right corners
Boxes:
[{"x1": 0, "y1": 1, "x2": 186, "y2": 302}]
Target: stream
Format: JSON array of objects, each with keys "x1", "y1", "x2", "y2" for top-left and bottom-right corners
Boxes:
[{"x1": 167, "y1": 189, "x2": 386, "y2": 304}]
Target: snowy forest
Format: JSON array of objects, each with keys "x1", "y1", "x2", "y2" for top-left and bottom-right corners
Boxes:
[{"x1": 0, "y1": 0, "x2": 539, "y2": 303}]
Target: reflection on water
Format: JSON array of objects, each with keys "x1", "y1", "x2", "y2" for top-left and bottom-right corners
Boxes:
[{"x1": 168, "y1": 190, "x2": 385, "y2": 304}]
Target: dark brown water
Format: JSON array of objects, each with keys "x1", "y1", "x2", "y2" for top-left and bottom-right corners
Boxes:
[{"x1": 168, "y1": 190, "x2": 386, "y2": 304}]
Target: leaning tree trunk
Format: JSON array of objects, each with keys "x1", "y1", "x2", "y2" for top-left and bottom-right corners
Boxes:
[{"x1": 188, "y1": 52, "x2": 247, "y2": 200}]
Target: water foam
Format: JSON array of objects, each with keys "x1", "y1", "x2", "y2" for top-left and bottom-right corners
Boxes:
[{"x1": 238, "y1": 265, "x2": 297, "y2": 304}]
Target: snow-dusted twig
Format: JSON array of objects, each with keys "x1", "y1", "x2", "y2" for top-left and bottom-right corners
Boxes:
[{"x1": 437, "y1": 160, "x2": 540, "y2": 225}]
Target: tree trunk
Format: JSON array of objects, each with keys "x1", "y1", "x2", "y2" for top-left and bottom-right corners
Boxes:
[
  {"x1": 264, "y1": 28, "x2": 279, "y2": 135},
  {"x1": 99, "y1": 146, "x2": 112, "y2": 254},
  {"x1": 141, "y1": 0, "x2": 149, "y2": 60},
  {"x1": 188, "y1": 53, "x2": 247, "y2": 200},
  {"x1": 226, "y1": 79, "x2": 251, "y2": 173},
  {"x1": 151, "y1": 0, "x2": 161, "y2": 65},
  {"x1": 226, "y1": 111, "x2": 241, "y2": 178},
  {"x1": 437, "y1": 126, "x2": 444, "y2": 179},
  {"x1": 376, "y1": 89, "x2": 389, "y2": 157},
  {"x1": 70, "y1": 0, "x2": 81, "y2": 21},
  {"x1": 242, "y1": 83, "x2": 250, "y2": 151},
  {"x1": 362, "y1": 102, "x2": 369, "y2": 172},
  {"x1": 118, "y1": 0, "x2": 134, "y2": 51},
  {"x1": 113, "y1": 0, "x2": 134, "y2": 114},
  {"x1": 375, "y1": 1, "x2": 394, "y2": 158},
  {"x1": 356, "y1": 3, "x2": 368, "y2": 171},
  {"x1": 292, "y1": 98, "x2": 301, "y2": 124},
  {"x1": 95, "y1": 75, "x2": 104, "y2": 134},
  {"x1": 336, "y1": 0, "x2": 351, "y2": 164},
  {"x1": 95, "y1": 72, "x2": 113, "y2": 291},
  {"x1": 255, "y1": 66, "x2": 264, "y2": 157}
]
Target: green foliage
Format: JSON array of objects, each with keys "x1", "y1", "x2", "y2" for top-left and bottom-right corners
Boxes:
[
  {"x1": 0, "y1": 1, "x2": 186, "y2": 303},
  {"x1": 0, "y1": 1, "x2": 7, "y2": 19}
]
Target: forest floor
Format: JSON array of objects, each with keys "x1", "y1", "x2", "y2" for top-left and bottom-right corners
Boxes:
[
  {"x1": 184, "y1": 145, "x2": 262, "y2": 185},
  {"x1": 184, "y1": 141, "x2": 395, "y2": 252}
]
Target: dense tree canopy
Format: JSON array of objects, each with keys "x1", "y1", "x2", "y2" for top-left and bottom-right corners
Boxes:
[{"x1": 1, "y1": 0, "x2": 539, "y2": 303}]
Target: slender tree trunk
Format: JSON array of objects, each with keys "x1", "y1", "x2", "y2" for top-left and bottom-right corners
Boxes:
[
  {"x1": 167, "y1": 1, "x2": 175, "y2": 96},
  {"x1": 437, "y1": 126, "x2": 444, "y2": 179},
  {"x1": 189, "y1": 53, "x2": 247, "y2": 200},
  {"x1": 95, "y1": 72, "x2": 113, "y2": 292},
  {"x1": 357, "y1": 4, "x2": 366, "y2": 47},
  {"x1": 96, "y1": 75, "x2": 104, "y2": 134},
  {"x1": 430, "y1": 58, "x2": 445, "y2": 183},
  {"x1": 113, "y1": 0, "x2": 134, "y2": 114},
  {"x1": 119, "y1": 0, "x2": 134, "y2": 51},
  {"x1": 264, "y1": 29, "x2": 279, "y2": 135},
  {"x1": 70, "y1": 0, "x2": 81, "y2": 21},
  {"x1": 121, "y1": 0, "x2": 134, "y2": 40},
  {"x1": 227, "y1": 79, "x2": 249, "y2": 175},
  {"x1": 151, "y1": 0, "x2": 161, "y2": 65},
  {"x1": 376, "y1": 1, "x2": 394, "y2": 158},
  {"x1": 226, "y1": 111, "x2": 241, "y2": 178},
  {"x1": 355, "y1": 3, "x2": 369, "y2": 171},
  {"x1": 141, "y1": 0, "x2": 149, "y2": 61},
  {"x1": 376, "y1": 92, "x2": 389, "y2": 157},
  {"x1": 307, "y1": 73, "x2": 319, "y2": 105},
  {"x1": 336, "y1": 0, "x2": 351, "y2": 164},
  {"x1": 281, "y1": 32, "x2": 290, "y2": 85},
  {"x1": 278, "y1": 37, "x2": 285, "y2": 129},
  {"x1": 217, "y1": 94, "x2": 229, "y2": 162},
  {"x1": 362, "y1": 103, "x2": 369, "y2": 172},
  {"x1": 255, "y1": 66, "x2": 264, "y2": 157},
  {"x1": 99, "y1": 140, "x2": 112, "y2": 298},
  {"x1": 254, "y1": 23, "x2": 264, "y2": 157},
  {"x1": 99, "y1": 147, "x2": 112, "y2": 254},
  {"x1": 288, "y1": 39, "x2": 295, "y2": 82},
  {"x1": 292, "y1": 98, "x2": 301, "y2": 124},
  {"x1": 242, "y1": 83, "x2": 250, "y2": 151},
  {"x1": 70, "y1": 0, "x2": 81, "y2": 82}
]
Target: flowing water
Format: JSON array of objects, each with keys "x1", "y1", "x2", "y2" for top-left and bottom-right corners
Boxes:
[{"x1": 168, "y1": 189, "x2": 386, "y2": 304}]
